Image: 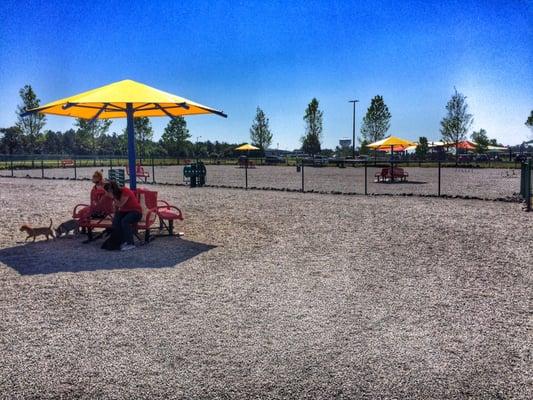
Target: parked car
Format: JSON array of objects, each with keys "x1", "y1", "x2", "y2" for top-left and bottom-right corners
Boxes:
[
  {"x1": 457, "y1": 155, "x2": 473, "y2": 163},
  {"x1": 264, "y1": 155, "x2": 285, "y2": 165},
  {"x1": 311, "y1": 155, "x2": 329, "y2": 167}
]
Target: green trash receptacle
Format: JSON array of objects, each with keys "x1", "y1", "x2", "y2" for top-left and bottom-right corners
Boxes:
[{"x1": 197, "y1": 161, "x2": 206, "y2": 186}]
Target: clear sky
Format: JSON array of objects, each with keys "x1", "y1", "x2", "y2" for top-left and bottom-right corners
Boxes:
[{"x1": 0, "y1": 0, "x2": 531, "y2": 149}]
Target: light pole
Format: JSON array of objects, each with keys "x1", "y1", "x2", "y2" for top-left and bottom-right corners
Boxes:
[
  {"x1": 196, "y1": 136, "x2": 202, "y2": 163},
  {"x1": 349, "y1": 99, "x2": 359, "y2": 159}
]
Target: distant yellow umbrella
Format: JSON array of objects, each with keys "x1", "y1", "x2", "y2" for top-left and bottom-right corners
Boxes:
[
  {"x1": 366, "y1": 136, "x2": 416, "y2": 151},
  {"x1": 23, "y1": 79, "x2": 227, "y2": 188},
  {"x1": 367, "y1": 136, "x2": 416, "y2": 182},
  {"x1": 235, "y1": 143, "x2": 260, "y2": 151},
  {"x1": 234, "y1": 144, "x2": 259, "y2": 187}
]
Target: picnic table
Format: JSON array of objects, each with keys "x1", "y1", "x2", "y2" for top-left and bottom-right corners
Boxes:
[
  {"x1": 238, "y1": 156, "x2": 255, "y2": 168},
  {"x1": 374, "y1": 167, "x2": 409, "y2": 182}
]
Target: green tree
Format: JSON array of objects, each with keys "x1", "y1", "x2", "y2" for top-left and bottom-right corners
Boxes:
[
  {"x1": 61, "y1": 129, "x2": 76, "y2": 154},
  {"x1": 358, "y1": 139, "x2": 369, "y2": 155},
  {"x1": 360, "y1": 95, "x2": 391, "y2": 143},
  {"x1": 440, "y1": 88, "x2": 473, "y2": 163},
  {"x1": 415, "y1": 136, "x2": 429, "y2": 160},
  {"x1": 0, "y1": 126, "x2": 24, "y2": 155},
  {"x1": 42, "y1": 130, "x2": 63, "y2": 154},
  {"x1": 15, "y1": 85, "x2": 46, "y2": 154},
  {"x1": 74, "y1": 118, "x2": 112, "y2": 155},
  {"x1": 526, "y1": 110, "x2": 533, "y2": 131},
  {"x1": 161, "y1": 116, "x2": 190, "y2": 157},
  {"x1": 250, "y1": 107, "x2": 273, "y2": 150},
  {"x1": 471, "y1": 129, "x2": 489, "y2": 154},
  {"x1": 301, "y1": 98, "x2": 323, "y2": 155}
]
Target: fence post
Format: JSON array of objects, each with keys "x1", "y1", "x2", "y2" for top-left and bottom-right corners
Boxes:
[
  {"x1": 520, "y1": 162, "x2": 526, "y2": 198},
  {"x1": 41, "y1": 159, "x2": 44, "y2": 179},
  {"x1": 245, "y1": 159, "x2": 248, "y2": 189},
  {"x1": 73, "y1": 157, "x2": 77, "y2": 180},
  {"x1": 526, "y1": 158, "x2": 532, "y2": 212},
  {"x1": 301, "y1": 162, "x2": 305, "y2": 193},
  {"x1": 10, "y1": 157, "x2": 14, "y2": 177},
  {"x1": 364, "y1": 161, "x2": 368, "y2": 195},
  {"x1": 152, "y1": 156, "x2": 155, "y2": 184},
  {"x1": 438, "y1": 161, "x2": 441, "y2": 197}
]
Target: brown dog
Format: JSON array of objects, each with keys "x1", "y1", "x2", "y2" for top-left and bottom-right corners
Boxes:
[{"x1": 20, "y1": 219, "x2": 54, "y2": 241}]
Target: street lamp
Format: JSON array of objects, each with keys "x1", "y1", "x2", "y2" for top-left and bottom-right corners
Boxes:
[{"x1": 349, "y1": 99, "x2": 359, "y2": 159}]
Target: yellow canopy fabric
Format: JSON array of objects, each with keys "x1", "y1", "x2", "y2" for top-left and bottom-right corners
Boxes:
[
  {"x1": 366, "y1": 136, "x2": 416, "y2": 151},
  {"x1": 27, "y1": 79, "x2": 226, "y2": 119},
  {"x1": 235, "y1": 143, "x2": 260, "y2": 151}
]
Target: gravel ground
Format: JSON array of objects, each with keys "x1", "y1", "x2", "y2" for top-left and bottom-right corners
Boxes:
[
  {"x1": 2, "y1": 164, "x2": 520, "y2": 199},
  {"x1": 0, "y1": 178, "x2": 531, "y2": 399}
]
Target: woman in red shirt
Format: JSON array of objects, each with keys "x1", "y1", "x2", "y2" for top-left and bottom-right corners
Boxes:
[
  {"x1": 77, "y1": 170, "x2": 108, "y2": 223},
  {"x1": 104, "y1": 181, "x2": 142, "y2": 251}
]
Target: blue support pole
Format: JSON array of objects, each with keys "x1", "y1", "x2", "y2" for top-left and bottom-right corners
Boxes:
[{"x1": 126, "y1": 103, "x2": 137, "y2": 190}]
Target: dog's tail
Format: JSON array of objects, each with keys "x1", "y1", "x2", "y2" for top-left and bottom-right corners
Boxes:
[{"x1": 49, "y1": 219, "x2": 53, "y2": 229}]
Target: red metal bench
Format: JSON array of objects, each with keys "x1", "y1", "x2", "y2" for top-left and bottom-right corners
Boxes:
[
  {"x1": 126, "y1": 163, "x2": 150, "y2": 182},
  {"x1": 74, "y1": 188, "x2": 183, "y2": 243},
  {"x1": 375, "y1": 168, "x2": 389, "y2": 182},
  {"x1": 390, "y1": 167, "x2": 409, "y2": 181},
  {"x1": 374, "y1": 167, "x2": 409, "y2": 182},
  {"x1": 73, "y1": 193, "x2": 115, "y2": 242},
  {"x1": 136, "y1": 188, "x2": 184, "y2": 237}
]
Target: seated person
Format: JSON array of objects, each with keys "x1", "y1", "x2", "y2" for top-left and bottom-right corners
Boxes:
[
  {"x1": 76, "y1": 170, "x2": 108, "y2": 222},
  {"x1": 103, "y1": 181, "x2": 142, "y2": 251}
]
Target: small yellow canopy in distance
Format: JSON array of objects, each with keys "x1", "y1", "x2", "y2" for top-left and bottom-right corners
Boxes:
[
  {"x1": 235, "y1": 143, "x2": 260, "y2": 151},
  {"x1": 366, "y1": 136, "x2": 417, "y2": 151},
  {"x1": 26, "y1": 79, "x2": 227, "y2": 119}
]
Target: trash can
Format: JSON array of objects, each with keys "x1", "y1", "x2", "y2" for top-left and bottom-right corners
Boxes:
[
  {"x1": 196, "y1": 161, "x2": 206, "y2": 187},
  {"x1": 183, "y1": 162, "x2": 206, "y2": 188}
]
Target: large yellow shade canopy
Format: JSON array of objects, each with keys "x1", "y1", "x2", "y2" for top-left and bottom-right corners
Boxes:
[
  {"x1": 23, "y1": 79, "x2": 226, "y2": 189},
  {"x1": 235, "y1": 143, "x2": 260, "y2": 151},
  {"x1": 26, "y1": 79, "x2": 227, "y2": 119},
  {"x1": 366, "y1": 136, "x2": 416, "y2": 151}
]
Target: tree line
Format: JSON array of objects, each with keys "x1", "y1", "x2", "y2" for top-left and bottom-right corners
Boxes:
[{"x1": 1, "y1": 85, "x2": 530, "y2": 159}]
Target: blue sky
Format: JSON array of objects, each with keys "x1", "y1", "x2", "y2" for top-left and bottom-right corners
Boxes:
[{"x1": 0, "y1": 0, "x2": 531, "y2": 149}]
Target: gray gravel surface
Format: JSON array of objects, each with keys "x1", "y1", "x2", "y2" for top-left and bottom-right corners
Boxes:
[
  {"x1": 2, "y1": 164, "x2": 520, "y2": 199},
  {"x1": 0, "y1": 178, "x2": 531, "y2": 399}
]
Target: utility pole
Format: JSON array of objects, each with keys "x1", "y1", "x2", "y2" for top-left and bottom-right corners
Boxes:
[{"x1": 349, "y1": 99, "x2": 359, "y2": 159}]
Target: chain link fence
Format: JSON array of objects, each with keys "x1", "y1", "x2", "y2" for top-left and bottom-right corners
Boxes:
[{"x1": 0, "y1": 154, "x2": 525, "y2": 202}]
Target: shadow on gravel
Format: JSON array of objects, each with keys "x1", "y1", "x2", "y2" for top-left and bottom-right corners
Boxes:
[
  {"x1": 375, "y1": 180, "x2": 427, "y2": 185},
  {"x1": 0, "y1": 237, "x2": 216, "y2": 275}
]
